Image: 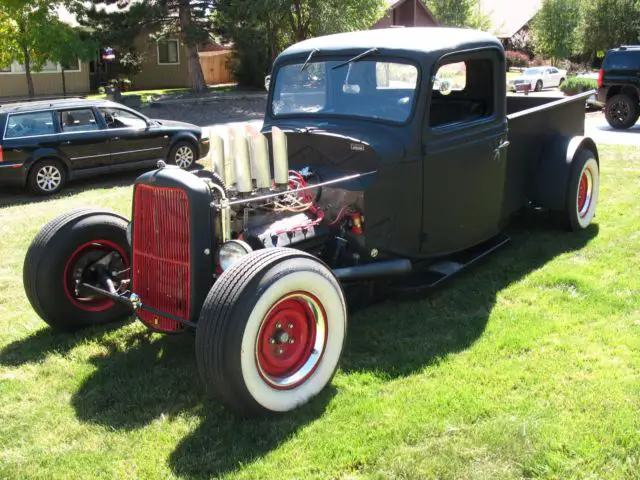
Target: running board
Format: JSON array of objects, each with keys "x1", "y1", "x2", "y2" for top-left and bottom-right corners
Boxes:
[{"x1": 387, "y1": 234, "x2": 511, "y2": 293}]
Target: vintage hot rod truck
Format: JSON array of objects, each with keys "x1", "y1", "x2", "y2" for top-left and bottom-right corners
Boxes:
[{"x1": 23, "y1": 28, "x2": 599, "y2": 415}]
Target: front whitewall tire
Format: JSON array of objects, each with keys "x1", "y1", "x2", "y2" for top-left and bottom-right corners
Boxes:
[{"x1": 240, "y1": 270, "x2": 346, "y2": 412}]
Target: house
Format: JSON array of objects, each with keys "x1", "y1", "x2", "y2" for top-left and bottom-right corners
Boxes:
[
  {"x1": 372, "y1": 0, "x2": 439, "y2": 29},
  {"x1": 0, "y1": 59, "x2": 91, "y2": 99},
  {"x1": 478, "y1": 0, "x2": 542, "y2": 51}
]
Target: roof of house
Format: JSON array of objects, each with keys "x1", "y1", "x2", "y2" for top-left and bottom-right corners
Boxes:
[
  {"x1": 478, "y1": 0, "x2": 542, "y2": 38},
  {"x1": 385, "y1": 0, "x2": 438, "y2": 24}
]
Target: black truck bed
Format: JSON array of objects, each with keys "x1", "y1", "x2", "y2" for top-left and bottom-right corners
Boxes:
[{"x1": 502, "y1": 92, "x2": 593, "y2": 217}]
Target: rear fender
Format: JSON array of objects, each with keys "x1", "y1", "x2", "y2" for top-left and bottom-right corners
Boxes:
[{"x1": 530, "y1": 136, "x2": 598, "y2": 211}]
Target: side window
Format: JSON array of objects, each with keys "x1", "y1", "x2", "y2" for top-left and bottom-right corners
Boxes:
[
  {"x1": 429, "y1": 57, "x2": 494, "y2": 128},
  {"x1": 99, "y1": 108, "x2": 147, "y2": 129},
  {"x1": 4, "y1": 111, "x2": 55, "y2": 138},
  {"x1": 60, "y1": 109, "x2": 99, "y2": 133}
]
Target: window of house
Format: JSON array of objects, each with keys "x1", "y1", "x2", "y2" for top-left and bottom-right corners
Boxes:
[
  {"x1": 4, "y1": 112, "x2": 55, "y2": 138},
  {"x1": 99, "y1": 108, "x2": 147, "y2": 129},
  {"x1": 157, "y1": 40, "x2": 179, "y2": 64},
  {"x1": 41, "y1": 60, "x2": 58, "y2": 72},
  {"x1": 61, "y1": 58, "x2": 81, "y2": 71},
  {"x1": 59, "y1": 109, "x2": 99, "y2": 133},
  {"x1": 429, "y1": 57, "x2": 494, "y2": 128}
]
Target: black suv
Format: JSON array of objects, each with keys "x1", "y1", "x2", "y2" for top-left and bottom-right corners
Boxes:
[
  {"x1": 0, "y1": 99, "x2": 210, "y2": 195},
  {"x1": 597, "y1": 45, "x2": 640, "y2": 129}
]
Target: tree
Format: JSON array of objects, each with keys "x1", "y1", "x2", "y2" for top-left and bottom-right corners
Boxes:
[
  {"x1": 215, "y1": 0, "x2": 387, "y2": 88},
  {"x1": 0, "y1": 0, "x2": 95, "y2": 97},
  {"x1": 575, "y1": 0, "x2": 640, "y2": 59},
  {"x1": 531, "y1": 0, "x2": 581, "y2": 63},
  {"x1": 77, "y1": 0, "x2": 214, "y2": 93},
  {"x1": 429, "y1": 0, "x2": 490, "y2": 29}
]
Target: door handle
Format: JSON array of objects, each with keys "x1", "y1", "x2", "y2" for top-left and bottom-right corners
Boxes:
[
  {"x1": 113, "y1": 136, "x2": 120, "y2": 141},
  {"x1": 61, "y1": 140, "x2": 72, "y2": 145},
  {"x1": 493, "y1": 140, "x2": 510, "y2": 162}
]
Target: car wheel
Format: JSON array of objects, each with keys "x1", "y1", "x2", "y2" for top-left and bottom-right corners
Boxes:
[
  {"x1": 169, "y1": 141, "x2": 196, "y2": 169},
  {"x1": 605, "y1": 94, "x2": 639, "y2": 130},
  {"x1": 28, "y1": 159, "x2": 66, "y2": 195},
  {"x1": 195, "y1": 247, "x2": 347, "y2": 416},
  {"x1": 560, "y1": 150, "x2": 599, "y2": 231},
  {"x1": 23, "y1": 208, "x2": 132, "y2": 331},
  {"x1": 535, "y1": 80, "x2": 543, "y2": 92}
]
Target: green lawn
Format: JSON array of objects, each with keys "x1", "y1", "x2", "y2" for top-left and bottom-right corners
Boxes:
[
  {"x1": 86, "y1": 85, "x2": 236, "y2": 104},
  {"x1": 0, "y1": 145, "x2": 639, "y2": 479}
]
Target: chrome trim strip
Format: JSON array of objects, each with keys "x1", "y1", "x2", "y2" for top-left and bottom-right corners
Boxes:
[
  {"x1": 69, "y1": 146, "x2": 164, "y2": 161},
  {"x1": 0, "y1": 163, "x2": 24, "y2": 169},
  {"x1": 69, "y1": 152, "x2": 111, "y2": 161},
  {"x1": 111, "y1": 146, "x2": 164, "y2": 156}
]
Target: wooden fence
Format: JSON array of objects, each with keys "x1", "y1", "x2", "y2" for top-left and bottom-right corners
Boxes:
[{"x1": 199, "y1": 51, "x2": 234, "y2": 85}]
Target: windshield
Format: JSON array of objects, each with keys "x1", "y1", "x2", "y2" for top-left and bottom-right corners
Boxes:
[
  {"x1": 523, "y1": 68, "x2": 544, "y2": 76},
  {"x1": 271, "y1": 59, "x2": 419, "y2": 123}
]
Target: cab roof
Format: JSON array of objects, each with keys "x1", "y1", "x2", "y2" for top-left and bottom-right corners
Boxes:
[{"x1": 277, "y1": 27, "x2": 503, "y2": 63}]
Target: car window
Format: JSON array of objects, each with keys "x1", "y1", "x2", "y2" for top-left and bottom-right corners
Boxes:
[
  {"x1": 4, "y1": 111, "x2": 55, "y2": 139},
  {"x1": 429, "y1": 57, "x2": 494, "y2": 128},
  {"x1": 60, "y1": 109, "x2": 99, "y2": 133},
  {"x1": 99, "y1": 108, "x2": 147, "y2": 129},
  {"x1": 604, "y1": 51, "x2": 640, "y2": 70}
]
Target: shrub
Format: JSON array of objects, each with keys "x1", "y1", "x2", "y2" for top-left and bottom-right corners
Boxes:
[
  {"x1": 559, "y1": 76, "x2": 597, "y2": 95},
  {"x1": 506, "y1": 50, "x2": 529, "y2": 69}
]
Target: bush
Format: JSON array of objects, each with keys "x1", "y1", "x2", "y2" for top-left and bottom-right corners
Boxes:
[
  {"x1": 506, "y1": 50, "x2": 529, "y2": 69},
  {"x1": 559, "y1": 76, "x2": 597, "y2": 95}
]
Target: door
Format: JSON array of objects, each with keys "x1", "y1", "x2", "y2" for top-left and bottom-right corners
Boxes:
[
  {"x1": 421, "y1": 52, "x2": 508, "y2": 256},
  {"x1": 548, "y1": 68, "x2": 561, "y2": 87},
  {"x1": 97, "y1": 107, "x2": 168, "y2": 165},
  {"x1": 57, "y1": 108, "x2": 110, "y2": 169}
]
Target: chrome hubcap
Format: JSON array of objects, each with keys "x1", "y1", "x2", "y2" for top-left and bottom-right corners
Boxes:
[
  {"x1": 36, "y1": 166, "x2": 62, "y2": 191},
  {"x1": 175, "y1": 146, "x2": 194, "y2": 169}
]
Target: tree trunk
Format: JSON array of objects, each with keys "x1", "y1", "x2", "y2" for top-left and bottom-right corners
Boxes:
[
  {"x1": 61, "y1": 68, "x2": 67, "y2": 97},
  {"x1": 178, "y1": 0, "x2": 207, "y2": 93},
  {"x1": 23, "y1": 48, "x2": 35, "y2": 98}
]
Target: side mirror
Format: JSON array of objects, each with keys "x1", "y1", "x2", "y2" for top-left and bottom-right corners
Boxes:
[
  {"x1": 342, "y1": 84, "x2": 360, "y2": 94},
  {"x1": 439, "y1": 79, "x2": 453, "y2": 96}
]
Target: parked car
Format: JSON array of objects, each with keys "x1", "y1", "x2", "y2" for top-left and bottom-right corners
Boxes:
[
  {"x1": 508, "y1": 66, "x2": 566, "y2": 92},
  {"x1": 0, "y1": 99, "x2": 209, "y2": 195},
  {"x1": 597, "y1": 45, "x2": 640, "y2": 129},
  {"x1": 24, "y1": 27, "x2": 599, "y2": 416}
]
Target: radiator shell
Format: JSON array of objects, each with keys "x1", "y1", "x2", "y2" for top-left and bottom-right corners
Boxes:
[{"x1": 131, "y1": 167, "x2": 215, "y2": 332}]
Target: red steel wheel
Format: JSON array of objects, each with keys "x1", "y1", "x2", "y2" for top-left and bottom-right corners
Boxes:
[
  {"x1": 63, "y1": 239, "x2": 130, "y2": 312},
  {"x1": 560, "y1": 149, "x2": 599, "y2": 231},
  {"x1": 256, "y1": 292, "x2": 327, "y2": 390},
  {"x1": 196, "y1": 247, "x2": 347, "y2": 415},
  {"x1": 23, "y1": 209, "x2": 132, "y2": 331}
]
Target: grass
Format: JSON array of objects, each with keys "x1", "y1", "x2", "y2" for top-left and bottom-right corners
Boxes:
[
  {"x1": 0, "y1": 145, "x2": 639, "y2": 479},
  {"x1": 86, "y1": 85, "x2": 236, "y2": 104}
]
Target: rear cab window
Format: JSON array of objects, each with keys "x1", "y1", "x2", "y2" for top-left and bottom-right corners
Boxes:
[{"x1": 4, "y1": 111, "x2": 56, "y2": 139}]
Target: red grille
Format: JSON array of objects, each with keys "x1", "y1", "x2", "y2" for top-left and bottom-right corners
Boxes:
[{"x1": 132, "y1": 184, "x2": 191, "y2": 332}]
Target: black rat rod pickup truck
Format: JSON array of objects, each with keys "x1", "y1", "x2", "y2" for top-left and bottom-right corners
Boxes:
[{"x1": 23, "y1": 28, "x2": 600, "y2": 415}]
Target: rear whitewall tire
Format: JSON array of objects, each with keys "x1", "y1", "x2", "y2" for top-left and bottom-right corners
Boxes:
[{"x1": 574, "y1": 157, "x2": 599, "y2": 229}]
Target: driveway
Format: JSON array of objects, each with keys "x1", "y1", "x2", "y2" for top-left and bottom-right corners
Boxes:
[{"x1": 585, "y1": 112, "x2": 640, "y2": 146}]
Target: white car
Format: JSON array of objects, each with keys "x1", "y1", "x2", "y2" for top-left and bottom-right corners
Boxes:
[{"x1": 508, "y1": 67, "x2": 566, "y2": 92}]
